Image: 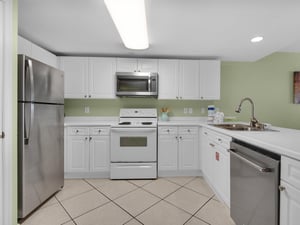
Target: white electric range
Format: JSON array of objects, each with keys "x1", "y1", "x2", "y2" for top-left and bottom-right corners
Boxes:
[{"x1": 110, "y1": 108, "x2": 158, "y2": 179}]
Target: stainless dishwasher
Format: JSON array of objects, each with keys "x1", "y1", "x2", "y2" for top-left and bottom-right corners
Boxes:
[{"x1": 229, "y1": 140, "x2": 280, "y2": 225}]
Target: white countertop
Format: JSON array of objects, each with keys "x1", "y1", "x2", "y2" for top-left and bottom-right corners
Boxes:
[
  {"x1": 203, "y1": 124, "x2": 300, "y2": 161},
  {"x1": 64, "y1": 116, "x2": 118, "y2": 126},
  {"x1": 64, "y1": 116, "x2": 300, "y2": 161}
]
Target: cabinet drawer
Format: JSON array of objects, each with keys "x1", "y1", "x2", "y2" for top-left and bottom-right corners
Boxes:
[
  {"x1": 202, "y1": 128, "x2": 231, "y2": 149},
  {"x1": 158, "y1": 127, "x2": 177, "y2": 135},
  {"x1": 179, "y1": 127, "x2": 198, "y2": 135},
  {"x1": 89, "y1": 127, "x2": 110, "y2": 136},
  {"x1": 281, "y1": 156, "x2": 300, "y2": 188},
  {"x1": 68, "y1": 127, "x2": 89, "y2": 136}
]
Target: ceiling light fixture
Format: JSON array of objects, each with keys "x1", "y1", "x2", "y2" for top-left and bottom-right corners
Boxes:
[
  {"x1": 251, "y1": 36, "x2": 264, "y2": 43},
  {"x1": 104, "y1": 0, "x2": 149, "y2": 50}
]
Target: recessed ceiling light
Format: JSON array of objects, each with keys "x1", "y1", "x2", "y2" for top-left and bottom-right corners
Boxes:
[
  {"x1": 104, "y1": 0, "x2": 149, "y2": 50},
  {"x1": 251, "y1": 36, "x2": 264, "y2": 43}
]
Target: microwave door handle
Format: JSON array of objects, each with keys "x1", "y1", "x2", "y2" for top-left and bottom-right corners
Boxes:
[{"x1": 148, "y1": 77, "x2": 151, "y2": 92}]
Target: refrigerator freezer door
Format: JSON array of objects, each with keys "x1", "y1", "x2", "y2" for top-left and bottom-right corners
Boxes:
[
  {"x1": 18, "y1": 55, "x2": 64, "y2": 104},
  {"x1": 18, "y1": 103, "x2": 64, "y2": 218}
]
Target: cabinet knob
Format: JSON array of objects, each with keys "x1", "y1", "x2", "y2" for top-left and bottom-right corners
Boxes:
[
  {"x1": 89, "y1": 95, "x2": 91, "y2": 98},
  {"x1": 180, "y1": 97, "x2": 182, "y2": 99},
  {"x1": 75, "y1": 129, "x2": 79, "y2": 133},
  {"x1": 175, "y1": 136, "x2": 178, "y2": 140},
  {"x1": 209, "y1": 143, "x2": 215, "y2": 147},
  {"x1": 201, "y1": 96, "x2": 203, "y2": 99},
  {"x1": 84, "y1": 95, "x2": 87, "y2": 98},
  {"x1": 167, "y1": 129, "x2": 170, "y2": 132},
  {"x1": 179, "y1": 136, "x2": 182, "y2": 140},
  {"x1": 176, "y1": 96, "x2": 178, "y2": 99},
  {"x1": 85, "y1": 137, "x2": 88, "y2": 140},
  {"x1": 89, "y1": 137, "x2": 92, "y2": 141},
  {"x1": 187, "y1": 129, "x2": 190, "y2": 132},
  {"x1": 218, "y1": 138, "x2": 222, "y2": 142},
  {"x1": 279, "y1": 185, "x2": 286, "y2": 191},
  {"x1": 98, "y1": 129, "x2": 102, "y2": 133},
  {"x1": 204, "y1": 132, "x2": 208, "y2": 135}
]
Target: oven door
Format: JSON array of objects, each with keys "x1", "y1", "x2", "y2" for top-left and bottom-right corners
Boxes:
[{"x1": 111, "y1": 127, "x2": 157, "y2": 162}]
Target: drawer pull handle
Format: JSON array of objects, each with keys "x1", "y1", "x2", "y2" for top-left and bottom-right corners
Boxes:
[
  {"x1": 218, "y1": 138, "x2": 222, "y2": 141},
  {"x1": 204, "y1": 132, "x2": 208, "y2": 135},
  {"x1": 167, "y1": 129, "x2": 170, "y2": 132},
  {"x1": 188, "y1": 129, "x2": 190, "y2": 132},
  {"x1": 279, "y1": 186, "x2": 286, "y2": 191},
  {"x1": 76, "y1": 130, "x2": 79, "y2": 133},
  {"x1": 209, "y1": 143, "x2": 215, "y2": 147},
  {"x1": 98, "y1": 129, "x2": 101, "y2": 133}
]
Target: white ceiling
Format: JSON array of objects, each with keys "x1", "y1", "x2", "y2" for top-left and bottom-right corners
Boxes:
[{"x1": 18, "y1": 0, "x2": 300, "y2": 62}]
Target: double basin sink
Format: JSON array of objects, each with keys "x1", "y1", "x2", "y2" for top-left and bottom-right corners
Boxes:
[{"x1": 211, "y1": 123, "x2": 272, "y2": 131}]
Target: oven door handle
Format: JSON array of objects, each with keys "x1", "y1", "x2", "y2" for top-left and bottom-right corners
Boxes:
[
  {"x1": 229, "y1": 149, "x2": 272, "y2": 173},
  {"x1": 111, "y1": 127, "x2": 157, "y2": 133}
]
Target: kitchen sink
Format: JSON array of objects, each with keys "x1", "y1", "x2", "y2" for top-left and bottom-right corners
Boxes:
[{"x1": 211, "y1": 123, "x2": 270, "y2": 131}]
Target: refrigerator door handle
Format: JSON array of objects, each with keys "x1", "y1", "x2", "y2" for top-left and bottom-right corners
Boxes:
[
  {"x1": 24, "y1": 103, "x2": 34, "y2": 145},
  {"x1": 27, "y1": 59, "x2": 35, "y2": 101}
]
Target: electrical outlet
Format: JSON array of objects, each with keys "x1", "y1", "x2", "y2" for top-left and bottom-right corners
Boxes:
[
  {"x1": 201, "y1": 107, "x2": 205, "y2": 114},
  {"x1": 189, "y1": 108, "x2": 193, "y2": 114},
  {"x1": 84, "y1": 106, "x2": 90, "y2": 114},
  {"x1": 184, "y1": 108, "x2": 188, "y2": 114}
]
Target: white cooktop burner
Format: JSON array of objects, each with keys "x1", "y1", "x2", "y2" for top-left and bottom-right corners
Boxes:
[{"x1": 115, "y1": 108, "x2": 158, "y2": 128}]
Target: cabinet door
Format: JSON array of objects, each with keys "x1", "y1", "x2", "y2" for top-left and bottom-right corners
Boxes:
[
  {"x1": 280, "y1": 180, "x2": 300, "y2": 225},
  {"x1": 137, "y1": 58, "x2": 158, "y2": 72},
  {"x1": 213, "y1": 145, "x2": 230, "y2": 206},
  {"x1": 59, "y1": 57, "x2": 88, "y2": 98},
  {"x1": 178, "y1": 133, "x2": 198, "y2": 170},
  {"x1": 179, "y1": 60, "x2": 200, "y2": 99},
  {"x1": 89, "y1": 136, "x2": 110, "y2": 172},
  {"x1": 67, "y1": 136, "x2": 89, "y2": 173},
  {"x1": 158, "y1": 133, "x2": 178, "y2": 171},
  {"x1": 199, "y1": 60, "x2": 220, "y2": 100},
  {"x1": 116, "y1": 58, "x2": 137, "y2": 72},
  {"x1": 158, "y1": 59, "x2": 179, "y2": 99},
  {"x1": 88, "y1": 57, "x2": 116, "y2": 98}
]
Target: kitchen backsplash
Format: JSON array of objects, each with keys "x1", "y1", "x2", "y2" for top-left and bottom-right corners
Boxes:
[{"x1": 64, "y1": 99, "x2": 215, "y2": 117}]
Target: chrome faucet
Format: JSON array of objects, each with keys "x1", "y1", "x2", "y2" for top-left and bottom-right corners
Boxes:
[{"x1": 235, "y1": 97, "x2": 263, "y2": 128}]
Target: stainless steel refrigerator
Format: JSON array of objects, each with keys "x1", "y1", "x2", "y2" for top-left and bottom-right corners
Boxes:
[{"x1": 18, "y1": 55, "x2": 64, "y2": 219}]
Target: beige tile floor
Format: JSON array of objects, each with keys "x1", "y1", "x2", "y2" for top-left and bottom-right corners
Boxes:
[{"x1": 20, "y1": 177, "x2": 235, "y2": 225}]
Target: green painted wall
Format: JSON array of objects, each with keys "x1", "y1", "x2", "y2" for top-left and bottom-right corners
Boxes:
[
  {"x1": 214, "y1": 52, "x2": 300, "y2": 129},
  {"x1": 65, "y1": 98, "x2": 214, "y2": 118}
]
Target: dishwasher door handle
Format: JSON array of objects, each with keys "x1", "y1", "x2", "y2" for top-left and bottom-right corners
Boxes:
[{"x1": 229, "y1": 149, "x2": 272, "y2": 173}]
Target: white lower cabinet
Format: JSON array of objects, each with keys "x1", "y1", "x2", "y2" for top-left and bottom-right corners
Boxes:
[
  {"x1": 280, "y1": 156, "x2": 300, "y2": 225},
  {"x1": 201, "y1": 127, "x2": 231, "y2": 207},
  {"x1": 65, "y1": 126, "x2": 110, "y2": 178},
  {"x1": 158, "y1": 126, "x2": 199, "y2": 176}
]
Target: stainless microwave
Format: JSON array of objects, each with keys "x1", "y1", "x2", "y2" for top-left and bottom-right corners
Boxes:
[{"x1": 116, "y1": 72, "x2": 158, "y2": 97}]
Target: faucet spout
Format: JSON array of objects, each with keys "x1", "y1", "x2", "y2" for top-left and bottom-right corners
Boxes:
[{"x1": 235, "y1": 97, "x2": 262, "y2": 128}]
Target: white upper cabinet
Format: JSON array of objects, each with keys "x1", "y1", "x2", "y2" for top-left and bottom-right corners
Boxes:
[
  {"x1": 199, "y1": 60, "x2": 220, "y2": 100},
  {"x1": 18, "y1": 36, "x2": 58, "y2": 68},
  {"x1": 179, "y1": 60, "x2": 200, "y2": 100},
  {"x1": 59, "y1": 57, "x2": 117, "y2": 99},
  {"x1": 158, "y1": 59, "x2": 199, "y2": 99},
  {"x1": 158, "y1": 59, "x2": 179, "y2": 99},
  {"x1": 88, "y1": 57, "x2": 116, "y2": 99},
  {"x1": 117, "y1": 58, "x2": 158, "y2": 72},
  {"x1": 59, "y1": 57, "x2": 88, "y2": 99}
]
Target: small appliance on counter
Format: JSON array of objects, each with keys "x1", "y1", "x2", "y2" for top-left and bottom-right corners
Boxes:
[{"x1": 110, "y1": 108, "x2": 158, "y2": 179}]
